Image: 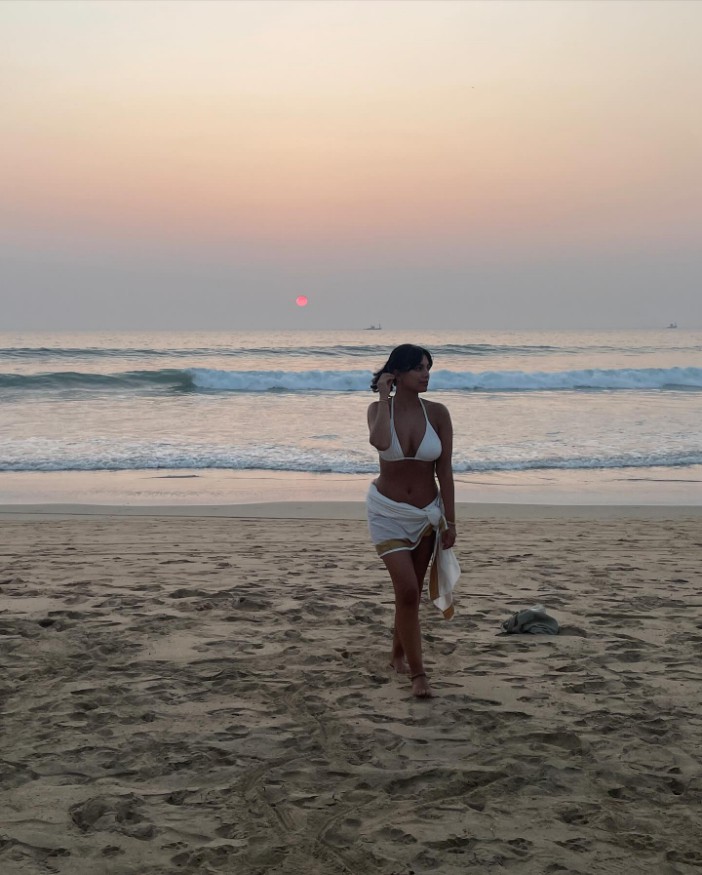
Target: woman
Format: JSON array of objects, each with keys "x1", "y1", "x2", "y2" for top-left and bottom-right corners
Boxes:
[{"x1": 366, "y1": 344, "x2": 459, "y2": 698}]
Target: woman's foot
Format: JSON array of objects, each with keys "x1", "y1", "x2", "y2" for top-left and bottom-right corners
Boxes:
[
  {"x1": 389, "y1": 653, "x2": 410, "y2": 674},
  {"x1": 410, "y1": 672, "x2": 434, "y2": 698}
]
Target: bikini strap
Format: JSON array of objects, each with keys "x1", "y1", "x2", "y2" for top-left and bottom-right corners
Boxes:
[{"x1": 419, "y1": 397, "x2": 429, "y2": 422}]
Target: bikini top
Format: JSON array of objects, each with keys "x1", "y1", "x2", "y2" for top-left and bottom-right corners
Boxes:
[{"x1": 378, "y1": 397, "x2": 443, "y2": 462}]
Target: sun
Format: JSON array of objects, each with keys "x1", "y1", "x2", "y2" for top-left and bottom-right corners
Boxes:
[{"x1": 295, "y1": 296, "x2": 308, "y2": 307}]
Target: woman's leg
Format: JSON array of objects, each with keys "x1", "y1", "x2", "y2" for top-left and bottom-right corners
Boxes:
[
  {"x1": 412, "y1": 533, "x2": 435, "y2": 599},
  {"x1": 383, "y1": 539, "x2": 435, "y2": 697},
  {"x1": 389, "y1": 533, "x2": 434, "y2": 670}
]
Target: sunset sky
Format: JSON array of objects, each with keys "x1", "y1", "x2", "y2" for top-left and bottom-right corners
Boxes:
[{"x1": 3, "y1": 0, "x2": 701, "y2": 330}]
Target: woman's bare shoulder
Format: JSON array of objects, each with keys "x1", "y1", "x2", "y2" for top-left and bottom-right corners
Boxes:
[{"x1": 424, "y1": 398, "x2": 450, "y2": 417}]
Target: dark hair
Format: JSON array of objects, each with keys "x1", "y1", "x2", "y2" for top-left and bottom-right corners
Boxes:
[{"x1": 370, "y1": 344, "x2": 433, "y2": 392}]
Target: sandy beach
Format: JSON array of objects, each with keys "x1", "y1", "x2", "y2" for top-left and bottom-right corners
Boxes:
[{"x1": 1, "y1": 503, "x2": 702, "y2": 875}]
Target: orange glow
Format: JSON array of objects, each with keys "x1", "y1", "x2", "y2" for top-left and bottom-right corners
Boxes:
[{"x1": 2, "y1": 1, "x2": 701, "y2": 255}]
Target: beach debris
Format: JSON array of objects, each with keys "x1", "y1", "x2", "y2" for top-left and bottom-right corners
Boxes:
[{"x1": 501, "y1": 604, "x2": 560, "y2": 635}]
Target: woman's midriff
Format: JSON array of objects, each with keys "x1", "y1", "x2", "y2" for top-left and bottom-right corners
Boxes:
[{"x1": 374, "y1": 460, "x2": 438, "y2": 507}]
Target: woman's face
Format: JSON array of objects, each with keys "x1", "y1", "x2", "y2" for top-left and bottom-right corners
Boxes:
[{"x1": 396, "y1": 355, "x2": 431, "y2": 392}]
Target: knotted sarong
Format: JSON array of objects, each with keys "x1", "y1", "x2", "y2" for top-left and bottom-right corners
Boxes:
[{"x1": 366, "y1": 483, "x2": 460, "y2": 619}]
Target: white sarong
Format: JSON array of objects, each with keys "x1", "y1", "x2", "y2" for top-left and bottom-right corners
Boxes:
[{"x1": 366, "y1": 483, "x2": 460, "y2": 619}]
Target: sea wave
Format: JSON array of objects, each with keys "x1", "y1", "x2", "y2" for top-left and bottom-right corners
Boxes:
[
  {"x1": 1, "y1": 445, "x2": 701, "y2": 473},
  {"x1": 430, "y1": 366, "x2": 702, "y2": 391},
  {"x1": 0, "y1": 342, "x2": 562, "y2": 360},
  {"x1": 2, "y1": 366, "x2": 702, "y2": 394},
  {"x1": 5, "y1": 341, "x2": 700, "y2": 363},
  {"x1": 0, "y1": 369, "x2": 194, "y2": 392}
]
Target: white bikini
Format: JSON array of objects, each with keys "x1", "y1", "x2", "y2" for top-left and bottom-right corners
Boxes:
[
  {"x1": 368, "y1": 397, "x2": 458, "y2": 616},
  {"x1": 378, "y1": 397, "x2": 442, "y2": 462}
]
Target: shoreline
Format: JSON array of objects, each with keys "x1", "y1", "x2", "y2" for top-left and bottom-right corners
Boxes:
[
  {"x1": 1, "y1": 466, "x2": 700, "y2": 509},
  {"x1": 2, "y1": 501, "x2": 702, "y2": 522}
]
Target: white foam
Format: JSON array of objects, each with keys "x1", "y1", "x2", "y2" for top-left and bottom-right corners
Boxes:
[
  {"x1": 187, "y1": 368, "x2": 370, "y2": 392},
  {"x1": 2, "y1": 440, "x2": 701, "y2": 474},
  {"x1": 186, "y1": 366, "x2": 702, "y2": 393}
]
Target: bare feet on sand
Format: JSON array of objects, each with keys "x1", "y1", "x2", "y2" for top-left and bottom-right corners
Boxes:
[
  {"x1": 411, "y1": 672, "x2": 434, "y2": 698},
  {"x1": 389, "y1": 654, "x2": 410, "y2": 674}
]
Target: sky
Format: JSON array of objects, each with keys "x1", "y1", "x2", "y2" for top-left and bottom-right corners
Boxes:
[{"x1": 2, "y1": 0, "x2": 701, "y2": 331}]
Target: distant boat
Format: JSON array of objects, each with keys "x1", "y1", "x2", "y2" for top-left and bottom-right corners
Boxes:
[
  {"x1": 667, "y1": 322, "x2": 678, "y2": 329},
  {"x1": 365, "y1": 323, "x2": 382, "y2": 330}
]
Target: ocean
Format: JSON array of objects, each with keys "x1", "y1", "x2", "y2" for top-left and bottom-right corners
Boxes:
[{"x1": 1, "y1": 328, "x2": 701, "y2": 505}]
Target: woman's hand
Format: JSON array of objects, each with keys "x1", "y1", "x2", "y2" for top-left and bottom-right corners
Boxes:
[
  {"x1": 376, "y1": 372, "x2": 395, "y2": 400},
  {"x1": 441, "y1": 524, "x2": 456, "y2": 549}
]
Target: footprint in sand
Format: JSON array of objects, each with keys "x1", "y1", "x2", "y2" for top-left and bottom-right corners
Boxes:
[{"x1": 70, "y1": 793, "x2": 154, "y2": 839}]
